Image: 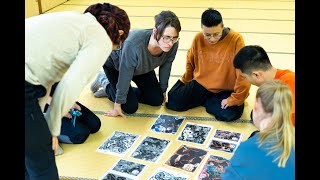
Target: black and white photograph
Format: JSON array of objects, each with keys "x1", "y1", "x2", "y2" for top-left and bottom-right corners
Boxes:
[
  {"x1": 98, "y1": 159, "x2": 146, "y2": 180},
  {"x1": 149, "y1": 167, "x2": 189, "y2": 180},
  {"x1": 130, "y1": 136, "x2": 171, "y2": 163},
  {"x1": 165, "y1": 145, "x2": 208, "y2": 173},
  {"x1": 150, "y1": 114, "x2": 185, "y2": 134},
  {"x1": 99, "y1": 172, "x2": 134, "y2": 180},
  {"x1": 97, "y1": 131, "x2": 140, "y2": 156},
  {"x1": 177, "y1": 122, "x2": 212, "y2": 145}
]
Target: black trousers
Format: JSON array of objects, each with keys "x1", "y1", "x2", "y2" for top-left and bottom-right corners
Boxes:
[
  {"x1": 25, "y1": 81, "x2": 59, "y2": 180},
  {"x1": 46, "y1": 83, "x2": 101, "y2": 144},
  {"x1": 103, "y1": 65, "x2": 164, "y2": 114},
  {"x1": 166, "y1": 80, "x2": 244, "y2": 122},
  {"x1": 58, "y1": 101, "x2": 101, "y2": 144}
]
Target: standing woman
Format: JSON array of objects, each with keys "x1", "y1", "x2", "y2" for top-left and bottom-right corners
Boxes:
[
  {"x1": 221, "y1": 79, "x2": 295, "y2": 180},
  {"x1": 25, "y1": 3, "x2": 130, "y2": 180},
  {"x1": 91, "y1": 10, "x2": 181, "y2": 117}
]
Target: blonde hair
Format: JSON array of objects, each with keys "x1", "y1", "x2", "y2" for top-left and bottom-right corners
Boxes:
[{"x1": 256, "y1": 79, "x2": 295, "y2": 167}]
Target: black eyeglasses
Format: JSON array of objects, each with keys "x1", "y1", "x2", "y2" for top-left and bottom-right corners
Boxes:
[
  {"x1": 203, "y1": 32, "x2": 222, "y2": 39},
  {"x1": 161, "y1": 35, "x2": 180, "y2": 44}
]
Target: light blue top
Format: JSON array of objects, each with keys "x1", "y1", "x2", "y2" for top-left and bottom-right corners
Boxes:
[{"x1": 221, "y1": 134, "x2": 295, "y2": 180}]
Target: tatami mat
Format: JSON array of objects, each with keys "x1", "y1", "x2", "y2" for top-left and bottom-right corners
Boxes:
[
  {"x1": 57, "y1": 84, "x2": 257, "y2": 179},
  {"x1": 33, "y1": 0, "x2": 295, "y2": 179}
]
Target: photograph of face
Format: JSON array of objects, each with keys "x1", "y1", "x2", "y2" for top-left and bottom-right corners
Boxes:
[
  {"x1": 165, "y1": 145, "x2": 208, "y2": 172},
  {"x1": 130, "y1": 136, "x2": 171, "y2": 162},
  {"x1": 97, "y1": 131, "x2": 140, "y2": 156},
  {"x1": 150, "y1": 114, "x2": 185, "y2": 134},
  {"x1": 177, "y1": 122, "x2": 212, "y2": 145}
]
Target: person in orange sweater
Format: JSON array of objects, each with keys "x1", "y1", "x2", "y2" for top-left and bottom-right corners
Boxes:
[
  {"x1": 166, "y1": 8, "x2": 251, "y2": 122},
  {"x1": 233, "y1": 45, "x2": 295, "y2": 126}
]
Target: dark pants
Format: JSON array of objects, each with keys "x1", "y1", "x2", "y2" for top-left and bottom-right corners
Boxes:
[
  {"x1": 46, "y1": 83, "x2": 101, "y2": 144},
  {"x1": 166, "y1": 80, "x2": 244, "y2": 122},
  {"x1": 58, "y1": 101, "x2": 101, "y2": 144},
  {"x1": 103, "y1": 66, "x2": 164, "y2": 114},
  {"x1": 25, "y1": 81, "x2": 59, "y2": 180}
]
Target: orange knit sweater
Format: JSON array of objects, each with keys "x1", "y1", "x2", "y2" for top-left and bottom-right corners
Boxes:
[{"x1": 181, "y1": 29, "x2": 251, "y2": 106}]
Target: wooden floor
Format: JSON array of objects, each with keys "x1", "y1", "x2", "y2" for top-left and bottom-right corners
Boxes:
[{"x1": 33, "y1": 0, "x2": 295, "y2": 179}]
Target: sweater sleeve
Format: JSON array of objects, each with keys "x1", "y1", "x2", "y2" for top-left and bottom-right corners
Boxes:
[
  {"x1": 227, "y1": 36, "x2": 251, "y2": 106},
  {"x1": 181, "y1": 41, "x2": 195, "y2": 83},
  {"x1": 47, "y1": 26, "x2": 111, "y2": 136},
  {"x1": 115, "y1": 42, "x2": 137, "y2": 104},
  {"x1": 227, "y1": 69, "x2": 251, "y2": 106}
]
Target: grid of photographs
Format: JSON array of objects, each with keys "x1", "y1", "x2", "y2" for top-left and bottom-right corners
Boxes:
[
  {"x1": 97, "y1": 114, "x2": 245, "y2": 179},
  {"x1": 206, "y1": 129, "x2": 243, "y2": 154},
  {"x1": 96, "y1": 131, "x2": 140, "y2": 156},
  {"x1": 150, "y1": 114, "x2": 185, "y2": 134}
]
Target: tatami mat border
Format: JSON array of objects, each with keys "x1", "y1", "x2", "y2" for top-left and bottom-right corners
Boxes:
[
  {"x1": 59, "y1": 176, "x2": 96, "y2": 180},
  {"x1": 92, "y1": 111, "x2": 252, "y2": 123}
]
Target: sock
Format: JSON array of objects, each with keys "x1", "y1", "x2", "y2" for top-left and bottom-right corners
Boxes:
[
  {"x1": 90, "y1": 72, "x2": 107, "y2": 93},
  {"x1": 93, "y1": 89, "x2": 108, "y2": 98}
]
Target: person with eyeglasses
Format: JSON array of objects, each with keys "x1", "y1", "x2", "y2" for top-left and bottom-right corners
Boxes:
[
  {"x1": 90, "y1": 10, "x2": 181, "y2": 117},
  {"x1": 25, "y1": 3, "x2": 130, "y2": 179},
  {"x1": 166, "y1": 8, "x2": 251, "y2": 122}
]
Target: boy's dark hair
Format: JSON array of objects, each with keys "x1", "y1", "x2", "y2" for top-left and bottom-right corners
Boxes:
[
  {"x1": 84, "y1": 3, "x2": 131, "y2": 45},
  {"x1": 201, "y1": 8, "x2": 223, "y2": 27},
  {"x1": 233, "y1": 45, "x2": 272, "y2": 74},
  {"x1": 154, "y1": 10, "x2": 181, "y2": 41}
]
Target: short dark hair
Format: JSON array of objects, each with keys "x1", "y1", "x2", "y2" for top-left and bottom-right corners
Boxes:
[
  {"x1": 201, "y1": 8, "x2": 223, "y2": 27},
  {"x1": 154, "y1": 10, "x2": 181, "y2": 41},
  {"x1": 233, "y1": 45, "x2": 272, "y2": 74},
  {"x1": 84, "y1": 3, "x2": 131, "y2": 45}
]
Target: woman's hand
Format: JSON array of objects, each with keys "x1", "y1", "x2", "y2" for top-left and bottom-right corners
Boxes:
[
  {"x1": 64, "y1": 102, "x2": 81, "y2": 118},
  {"x1": 52, "y1": 136, "x2": 59, "y2": 154},
  {"x1": 104, "y1": 102, "x2": 126, "y2": 117}
]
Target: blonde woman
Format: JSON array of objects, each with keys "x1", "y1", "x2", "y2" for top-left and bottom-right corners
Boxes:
[{"x1": 221, "y1": 79, "x2": 295, "y2": 180}]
